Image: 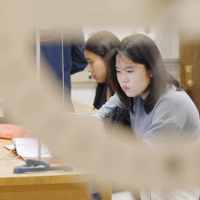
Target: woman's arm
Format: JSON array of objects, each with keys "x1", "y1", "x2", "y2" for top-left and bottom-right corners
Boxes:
[{"x1": 93, "y1": 93, "x2": 125, "y2": 122}]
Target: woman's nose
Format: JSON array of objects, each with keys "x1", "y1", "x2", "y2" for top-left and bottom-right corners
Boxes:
[
  {"x1": 88, "y1": 65, "x2": 93, "y2": 72},
  {"x1": 122, "y1": 73, "x2": 128, "y2": 82}
]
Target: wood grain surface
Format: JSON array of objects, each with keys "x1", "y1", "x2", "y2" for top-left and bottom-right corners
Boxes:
[{"x1": 0, "y1": 139, "x2": 111, "y2": 200}]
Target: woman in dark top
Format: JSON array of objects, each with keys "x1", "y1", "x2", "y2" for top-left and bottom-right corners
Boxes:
[{"x1": 83, "y1": 31, "x2": 120, "y2": 109}]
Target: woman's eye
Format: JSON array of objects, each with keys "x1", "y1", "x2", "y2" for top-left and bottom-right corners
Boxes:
[
  {"x1": 127, "y1": 71, "x2": 133, "y2": 73},
  {"x1": 116, "y1": 71, "x2": 121, "y2": 73}
]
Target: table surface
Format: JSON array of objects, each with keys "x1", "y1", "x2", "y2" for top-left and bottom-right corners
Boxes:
[
  {"x1": 0, "y1": 101, "x2": 95, "y2": 186},
  {"x1": 0, "y1": 139, "x2": 111, "y2": 200},
  {"x1": 0, "y1": 102, "x2": 111, "y2": 200},
  {"x1": 72, "y1": 100, "x2": 97, "y2": 114},
  {"x1": 0, "y1": 139, "x2": 91, "y2": 186}
]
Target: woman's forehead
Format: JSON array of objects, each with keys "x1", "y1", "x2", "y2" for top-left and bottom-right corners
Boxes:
[{"x1": 116, "y1": 54, "x2": 134, "y2": 65}]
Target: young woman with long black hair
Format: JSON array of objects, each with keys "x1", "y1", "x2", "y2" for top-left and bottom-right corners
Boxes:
[
  {"x1": 83, "y1": 31, "x2": 120, "y2": 109},
  {"x1": 94, "y1": 33, "x2": 200, "y2": 200}
]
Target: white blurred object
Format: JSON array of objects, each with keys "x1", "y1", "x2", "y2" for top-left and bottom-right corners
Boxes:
[
  {"x1": 112, "y1": 191, "x2": 136, "y2": 200},
  {"x1": 135, "y1": 26, "x2": 156, "y2": 42}
]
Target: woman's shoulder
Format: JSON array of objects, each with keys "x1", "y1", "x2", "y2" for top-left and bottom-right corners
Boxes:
[
  {"x1": 159, "y1": 85, "x2": 193, "y2": 106},
  {"x1": 150, "y1": 85, "x2": 200, "y2": 136},
  {"x1": 154, "y1": 85, "x2": 199, "y2": 119}
]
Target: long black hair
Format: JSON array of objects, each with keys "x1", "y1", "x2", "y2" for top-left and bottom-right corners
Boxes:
[
  {"x1": 83, "y1": 31, "x2": 120, "y2": 109},
  {"x1": 106, "y1": 34, "x2": 184, "y2": 114}
]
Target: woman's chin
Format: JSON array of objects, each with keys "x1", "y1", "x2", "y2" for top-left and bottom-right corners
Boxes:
[
  {"x1": 124, "y1": 91, "x2": 135, "y2": 98},
  {"x1": 97, "y1": 80, "x2": 106, "y2": 84}
]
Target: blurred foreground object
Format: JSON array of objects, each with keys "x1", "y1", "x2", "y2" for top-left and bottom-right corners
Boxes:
[{"x1": 0, "y1": 0, "x2": 200, "y2": 192}]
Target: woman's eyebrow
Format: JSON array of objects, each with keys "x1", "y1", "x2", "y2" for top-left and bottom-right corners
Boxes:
[
  {"x1": 124, "y1": 66, "x2": 134, "y2": 69},
  {"x1": 115, "y1": 65, "x2": 134, "y2": 69}
]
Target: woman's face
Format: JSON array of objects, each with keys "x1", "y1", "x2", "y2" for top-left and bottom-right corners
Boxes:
[
  {"x1": 84, "y1": 50, "x2": 106, "y2": 83},
  {"x1": 116, "y1": 54, "x2": 151, "y2": 99}
]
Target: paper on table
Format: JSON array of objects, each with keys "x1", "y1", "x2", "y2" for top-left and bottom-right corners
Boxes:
[
  {"x1": 10, "y1": 138, "x2": 51, "y2": 158},
  {"x1": 4, "y1": 144, "x2": 15, "y2": 150}
]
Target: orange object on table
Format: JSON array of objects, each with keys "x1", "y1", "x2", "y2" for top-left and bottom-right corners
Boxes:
[{"x1": 0, "y1": 124, "x2": 28, "y2": 139}]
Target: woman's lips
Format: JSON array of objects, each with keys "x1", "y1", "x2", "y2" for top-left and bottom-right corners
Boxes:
[
  {"x1": 92, "y1": 76, "x2": 96, "y2": 79},
  {"x1": 122, "y1": 86, "x2": 130, "y2": 92}
]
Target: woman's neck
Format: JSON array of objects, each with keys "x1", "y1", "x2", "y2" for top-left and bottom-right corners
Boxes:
[{"x1": 140, "y1": 90, "x2": 150, "y2": 101}]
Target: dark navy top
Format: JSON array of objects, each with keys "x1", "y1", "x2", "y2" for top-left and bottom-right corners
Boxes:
[
  {"x1": 39, "y1": 26, "x2": 88, "y2": 94},
  {"x1": 95, "y1": 84, "x2": 107, "y2": 110}
]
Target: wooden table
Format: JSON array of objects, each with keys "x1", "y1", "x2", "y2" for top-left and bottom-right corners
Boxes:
[
  {"x1": 0, "y1": 139, "x2": 111, "y2": 200},
  {"x1": 72, "y1": 100, "x2": 97, "y2": 114}
]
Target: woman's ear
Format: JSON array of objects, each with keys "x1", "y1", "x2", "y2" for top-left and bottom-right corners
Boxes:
[{"x1": 149, "y1": 70, "x2": 153, "y2": 77}]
